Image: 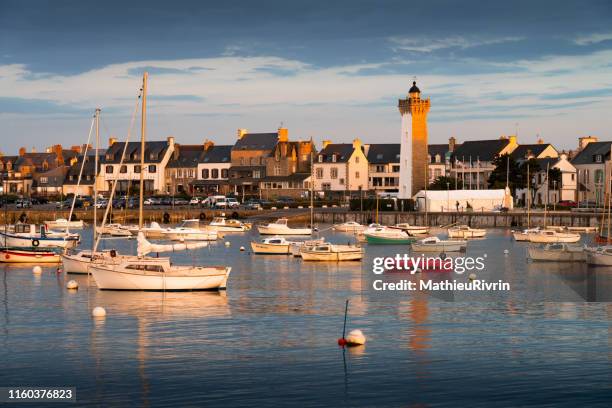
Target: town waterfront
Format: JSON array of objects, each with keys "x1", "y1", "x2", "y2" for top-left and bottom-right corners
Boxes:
[{"x1": 1, "y1": 227, "x2": 610, "y2": 407}]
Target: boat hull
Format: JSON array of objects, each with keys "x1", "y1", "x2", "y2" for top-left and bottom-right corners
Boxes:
[
  {"x1": 300, "y1": 250, "x2": 363, "y2": 261},
  {"x1": 162, "y1": 232, "x2": 217, "y2": 241},
  {"x1": 528, "y1": 247, "x2": 585, "y2": 262},
  {"x1": 0, "y1": 232, "x2": 78, "y2": 249},
  {"x1": 0, "y1": 247, "x2": 61, "y2": 263},
  {"x1": 257, "y1": 226, "x2": 312, "y2": 235},
  {"x1": 411, "y1": 242, "x2": 466, "y2": 252},
  {"x1": 528, "y1": 234, "x2": 581, "y2": 243},
  {"x1": 89, "y1": 265, "x2": 231, "y2": 291},
  {"x1": 250, "y1": 242, "x2": 290, "y2": 254},
  {"x1": 586, "y1": 249, "x2": 612, "y2": 266},
  {"x1": 45, "y1": 220, "x2": 84, "y2": 229},
  {"x1": 365, "y1": 235, "x2": 415, "y2": 245},
  {"x1": 448, "y1": 229, "x2": 486, "y2": 239}
]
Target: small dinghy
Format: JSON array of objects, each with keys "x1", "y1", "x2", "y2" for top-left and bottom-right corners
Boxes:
[
  {"x1": 448, "y1": 225, "x2": 486, "y2": 239},
  {"x1": 528, "y1": 243, "x2": 585, "y2": 262},
  {"x1": 300, "y1": 243, "x2": 363, "y2": 261}
]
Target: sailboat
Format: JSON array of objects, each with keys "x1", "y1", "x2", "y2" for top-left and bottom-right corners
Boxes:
[
  {"x1": 88, "y1": 73, "x2": 231, "y2": 290},
  {"x1": 585, "y1": 168, "x2": 612, "y2": 265},
  {"x1": 257, "y1": 218, "x2": 312, "y2": 235}
]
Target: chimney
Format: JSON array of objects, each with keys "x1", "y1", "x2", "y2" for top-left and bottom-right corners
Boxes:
[
  {"x1": 508, "y1": 135, "x2": 517, "y2": 146},
  {"x1": 109, "y1": 137, "x2": 117, "y2": 146},
  {"x1": 31, "y1": 146, "x2": 36, "y2": 153},
  {"x1": 167, "y1": 136, "x2": 175, "y2": 146},
  {"x1": 53, "y1": 144, "x2": 64, "y2": 165},
  {"x1": 537, "y1": 138, "x2": 544, "y2": 145},
  {"x1": 237, "y1": 128, "x2": 248, "y2": 139},
  {"x1": 322, "y1": 140, "x2": 332, "y2": 148},
  {"x1": 19, "y1": 147, "x2": 26, "y2": 157},
  {"x1": 579, "y1": 136, "x2": 598, "y2": 150},
  {"x1": 70, "y1": 145, "x2": 81, "y2": 153},
  {"x1": 448, "y1": 136, "x2": 456, "y2": 152},
  {"x1": 352, "y1": 138, "x2": 362, "y2": 150},
  {"x1": 278, "y1": 127, "x2": 289, "y2": 142},
  {"x1": 204, "y1": 139, "x2": 214, "y2": 151}
]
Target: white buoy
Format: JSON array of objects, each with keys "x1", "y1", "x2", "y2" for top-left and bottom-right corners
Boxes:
[
  {"x1": 92, "y1": 307, "x2": 106, "y2": 317},
  {"x1": 504, "y1": 249, "x2": 509, "y2": 255},
  {"x1": 32, "y1": 266, "x2": 42, "y2": 274},
  {"x1": 469, "y1": 273, "x2": 477, "y2": 281},
  {"x1": 66, "y1": 280, "x2": 78, "y2": 290},
  {"x1": 240, "y1": 246, "x2": 245, "y2": 251},
  {"x1": 225, "y1": 241, "x2": 231, "y2": 247},
  {"x1": 345, "y1": 329, "x2": 366, "y2": 346}
]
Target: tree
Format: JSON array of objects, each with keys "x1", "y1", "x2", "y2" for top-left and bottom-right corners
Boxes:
[
  {"x1": 487, "y1": 154, "x2": 521, "y2": 195},
  {"x1": 429, "y1": 176, "x2": 458, "y2": 190},
  {"x1": 548, "y1": 168, "x2": 562, "y2": 189},
  {"x1": 517, "y1": 158, "x2": 541, "y2": 207}
]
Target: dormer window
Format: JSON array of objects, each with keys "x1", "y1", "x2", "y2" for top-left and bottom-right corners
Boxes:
[
  {"x1": 318, "y1": 155, "x2": 323, "y2": 163},
  {"x1": 435, "y1": 154, "x2": 441, "y2": 163},
  {"x1": 376, "y1": 153, "x2": 383, "y2": 160},
  {"x1": 106, "y1": 153, "x2": 113, "y2": 161},
  {"x1": 595, "y1": 154, "x2": 603, "y2": 163},
  {"x1": 149, "y1": 152, "x2": 156, "y2": 160},
  {"x1": 332, "y1": 154, "x2": 337, "y2": 163}
]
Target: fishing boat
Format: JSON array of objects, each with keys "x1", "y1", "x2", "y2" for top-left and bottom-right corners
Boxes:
[
  {"x1": 44, "y1": 218, "x2": 84, "y2": 229},
  {"x1": 528, "y1": 243, "x2": 585, "y2": 262},
  {"x1": 161, "y1": 219, "x2": 218, "y2": 241},
  {"x1": 585, "y1": 245, "x2": 612, "y2": 266},
  {"x1": 0, "y1": 247, "x2": 62, "y2": 263},
  {"x1": 300, "y1": 243, "x2": 363, "y2": 261},
  {"x1": 512, "y1": 227, "x2": 540, "y2": 241},
  {"x1": 393, "y1": 223, "x2": 429, "y2": 235},
  {"x1": 411, "y1": 236, "x2": 467, "y2": 252},
  {"x1": 208, "y1": 216, "x2": 251, "y2": 232},
  {"x1": 364, "y1": 226, "x2": 415, "y2": 244},
  {"x1": 527, "y1": 229, "x2": 581, "y2": 243},
  {"x1": 332, "y1": 221, "x2": 366, "y2": 232},
  {"x1": 257, "y1": 218, "x2": 312, "y2": 235},
  {"x1": 447, "y1": 225, "x2": 486, "y2": 239},
  {"x1": 96, "y1": 223, "x2": 132, "y2": 237},
  {"x1": 0, "y1": 224, "x2": 79, "y2": 249},
  {"x1": 89, "y1": 258, "x2": 231, "y2": 291}
]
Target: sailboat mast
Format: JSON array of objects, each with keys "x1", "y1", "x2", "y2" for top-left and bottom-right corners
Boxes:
[
  {"x1": 93, "y1": 108, "x2": 100, "y2": 248},
  {"x1": 310, "y1": 149, "x2": 314, "y2": 233},
  {"x1": 543, "y1": 162, "x2": 549, "y2": 227},
  {"x1": 139, "y1": 72, "x2": 148, "y2": 229},
  {"x1": 526, "y1": 162, "x2": 530, "y2": 228},
  {"x1": 424, "y1": 163, "x2": 428, "y2": 226},
  {"x1": 607, "y1": 171, "x2": 611, "y2": 244}
]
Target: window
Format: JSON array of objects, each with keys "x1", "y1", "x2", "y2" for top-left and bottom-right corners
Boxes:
[
  {"x1": 240, "y1": 158, "x2": 244, "y2": 165},
  {"x1": 375, "y1": 165, "x2": 385, "y2": 172},
  {"x1": 253, "y1": 170, "x2": 261, "y2": 179},
  {"x1": 332, "y1": 154, "x2": 337, "y2": 163},
  {"x1": 392, "y1": 165, "x2": 400, "y2": 172},
  {"x1": 331, "y1": 168, "x2": 338, "y2": 179},
  {"x1": 134, "y1": 165, "x2": 141, "y2": 173},
  {"x1": 120, "y1": 165, "x2": 127, "y2": 174},
  {"x1": 316, "y1": 168, "x2": 323, "y2": 179},
  {"x1": 355, "y1": 156, "x2": 359, "y2": 164},
  {"x1": 571, "y1": 173, "x2": 575, "y2": 181},
  {"x1": 40, "y1": 177, "x2": 48, "y2": 184},
  {"x1": 202, "y1": 169, "x2": 209, "y2": 179},
  {"x1": 355, "y1": 171, "x2": 360, "y2": 179},
  {"x1": 595, "y1": 154, "x2": 603, "y2": 163},
  {"x1": 148, "y1": 165, "x2": 156, "y2": 173},
  {"x1": 221, "y1": 169, "x2": 228, "y2": 178},
  {"x1": 339, "y1": 178, "x2": 345, "y2": 185},
  {"x1": 188, "y1": 169, "x2": 194, "y2": 178},
  {"x1": 211, "y1": 169, "x2": 219, "y2": 179},
  {"x1": 318, "y1": 155, "x2": 323, "y2": 163},
  {"x1": 274, "y1": 165, "x2": 281, "y2": 176},
  {"x1": 435, "y1": 154, "x2": 441, "y2": 163},
  {"x1": 322, "y1": 183, "x2": 331, "y2": 190},
  {"x1": 106, "y1": 165, "x2": 114, "y2": 174},
  {"x1": 177, "y1": 169, "x2": 183, "y2": 178}
]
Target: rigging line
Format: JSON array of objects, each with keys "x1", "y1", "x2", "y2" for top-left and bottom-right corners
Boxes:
[
  {"x1": 94, "y1": 88, "x2": 143, "y2": 253},
  {"x1": 64, "y1": 114, "x2": 96, "y2": 241}
]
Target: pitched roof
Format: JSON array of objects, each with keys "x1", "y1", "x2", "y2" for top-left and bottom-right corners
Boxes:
[
  {"x1": 200, "y1": 145, "x2": 232, "y2": 163},
  {"x1": 571, "y1": 141, "x2": 612, "y2": 165},
  {"x1": 64, "y1": 155, "x2": 102, "y2": 185},
  {"x1": 15, "y1": 152, "x2": 58, "y2": 170},
  {"x1": 428, "y1": 144, "x2": 459, "y2": 163},
  {"x1": 233, "y1": 133, "x2": 278, "y2": 151},
  {"x1": 104, "y1": 141, "x2": 169, "y2": 164},
  {"x1": 367, "y1": 144, "x2": 400, "y2": 164},
  {"x1": 167, "y1": 144, "x2": 202, "y2": 168},
  {"x1": 32, "y1": 166, "x2": 68, "y2": 187},
  {"x1": 510, "y1": 144, "x2": 555, "y2": 159},
  {"x1": 452, "y1": 139, "x2": 510, "y2": 162},
  {"x1": 317, "y1": 144, "x2": 356, "y2": 163}
]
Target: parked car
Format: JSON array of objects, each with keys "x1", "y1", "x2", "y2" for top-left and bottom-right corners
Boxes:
[
  {"x1": 173, "y1": 198, "x2": 189, "y2": 206},
  {"x1": 189, "y1": 197, "x2": 203, "y2": 206},
  {"x1": 578, "y1": 200, "x2": 598, "y2": 208},
  {"x1": 144, "y1": 197, "x2": 162, "y2": 205},
  {"x1": 243, "y1": 199, "x2": 262, "y2": 210},
  {"x1": 15, "y1": 198, "x2": 32, "y2": 208},
  {"x1": 558, "y1": 200, "x2": 577, "y2": 208},
  {"x1": 226, "y1": 197, "x2": 240, "y2": 209},
  {"x1": 94, "y1": 199, "x2": 108, "y2": 209},
  {"x1": 160, "y1": 197, "x2": 172, "y2": 206}
]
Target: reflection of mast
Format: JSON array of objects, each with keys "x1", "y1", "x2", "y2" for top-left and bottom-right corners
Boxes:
[
  {"x1": 409, "y1": 297, "x2": 430, "y2": 354},
  {"x1": 138, "y1": 319, "x2": 150, "y2": 408}
]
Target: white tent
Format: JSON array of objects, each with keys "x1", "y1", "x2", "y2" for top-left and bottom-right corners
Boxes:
[{"x1": 414, "y1": 188, "x2": 513, "y2": 212}]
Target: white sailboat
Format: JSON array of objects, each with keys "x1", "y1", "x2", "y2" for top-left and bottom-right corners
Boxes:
[
  {"x1": 527, "y1": 229, "x2": 581, "y2": 243},
  {"x1": 512, "y1": 227, "x2": 540, "y2": 241},
  {"x1": 528, "y1": 243, "x2": 585, "y2": 262},
  {"x1": 257, "y1": 218, "x2": 312, "y2": 235},
  {"x1": 300, "y1": 243, "x2": 363, "y2": 261},
  {"x1": 411, "y1": 236, "x2": 467, "y2": 252},
  {"x1": 208, "y1": 216, "x2": 251, "y2": 232},
  {"x1": 332, "y1": 221, "x2": 366, "y2": 232},
  {"x1": 393, "y1": 223, "x2": 429, "y2": 235},
  {"x1": 161, "y1": 219, "x2": 218, "y2": 241},
  {"x1": 96, "y1": 223, "x2": 132, "y2": 237},
  {"x1": 45, "y1": 218, "x2": 84, "y2": 229},
  {"x1": 447, "y1": 225, "x2": 486, "y2": 239}
]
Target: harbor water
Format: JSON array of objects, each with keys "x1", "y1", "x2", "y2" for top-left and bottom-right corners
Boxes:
[{"x1": 1, "y1": 227, "x2": 610, "y2": 407}]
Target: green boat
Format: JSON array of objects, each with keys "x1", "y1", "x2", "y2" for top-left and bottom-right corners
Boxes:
[{"x1": 364, "y1": 229, "x2": 416, "y2": 245}]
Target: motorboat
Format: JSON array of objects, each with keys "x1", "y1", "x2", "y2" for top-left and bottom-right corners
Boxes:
[
  {"x1": 0, "y1": 247, "x2": 62, "y2": 263},
  {"x1": 332, "y1": 221, "x2": 366, "y2": 232},
  {"x1": 126, "y1": 221, "x2": 166, "y2": 239},
  {"x1": 208, "y1": 216, "x2": 251, "y2": 232},
  {"x1": 161, "y1": 226, "x2": 217, "y2": 241},
  {"x1": 364, "y1": 226, "x2": 415, "y2": 244},
  {"x1": 585, "y1": 245, "x2": 612, "y2": 266},
  {"x1": 447, "y1": 225, "x2": 486, "y2": 239},
  {"x1": 512, "y1": 227, "x2": 540, "y2": 241},
  {"x1": 89, "y1": 258, "x2": 231, "y2": 291},
  {"x1": 527, "y1": 229, "x2": 581, "y2": 243},
  {"x1": 411, "y1": 236, "x2": 467, "y2": 252},
  {"x1": 44, "y1": 218, "x2": 84, "y2": 229},
  {"x1": 393, "y1": 223, "x2": 429, "y2": 235},
  {"x1": 257, "y1": 218, "x2": 312, "y2": 235},
  {"x1": 96, "y1": 223, "x2": 132, "y2": 237},
  {"x1": 300, "y1": 243, "x2": 363, "y2": 261},
  {"x1": 528, "y1": 243, "x2": 585, "y2": 262},
  {"x1": 250, "y1": 236, "x2": 324, "y2": 255},
  {"x1": 0, "y1": 224, "x2": 79, "y2": 249}
]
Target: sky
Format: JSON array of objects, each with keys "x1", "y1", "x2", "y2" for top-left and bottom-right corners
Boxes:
[{"x1": 1, "y1": 0, "x2": 612, "y2": 153}]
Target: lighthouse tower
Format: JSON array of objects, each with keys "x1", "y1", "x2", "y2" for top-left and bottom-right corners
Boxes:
[{"x1": 398, "y1": 81, "x2": 430, "y2": 198}]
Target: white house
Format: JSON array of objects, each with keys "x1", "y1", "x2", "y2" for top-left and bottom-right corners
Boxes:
[
  {"x1": 313, "y1": 138, "x2": 369, "y2": 198},
  {"x1": 194, "y1": 143, "x2": 232, "y2": 195}
]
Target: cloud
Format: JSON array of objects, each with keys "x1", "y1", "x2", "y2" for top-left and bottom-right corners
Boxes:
[
  {"x1": 388, "y1": 36, "x2": 524, "y2": 53},
  {"x1": 574, "y1": 32, "x2": 612, "y2": 46}
]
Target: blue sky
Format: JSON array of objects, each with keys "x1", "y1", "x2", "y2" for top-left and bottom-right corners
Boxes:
[{"x1": 1, "y1": 0, "x2": 612, "y2": 153}]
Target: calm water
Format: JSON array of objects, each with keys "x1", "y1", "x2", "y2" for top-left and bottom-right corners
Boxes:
[{"x1": 1, "y1": 227, "x2": 610, "y2": 407}]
